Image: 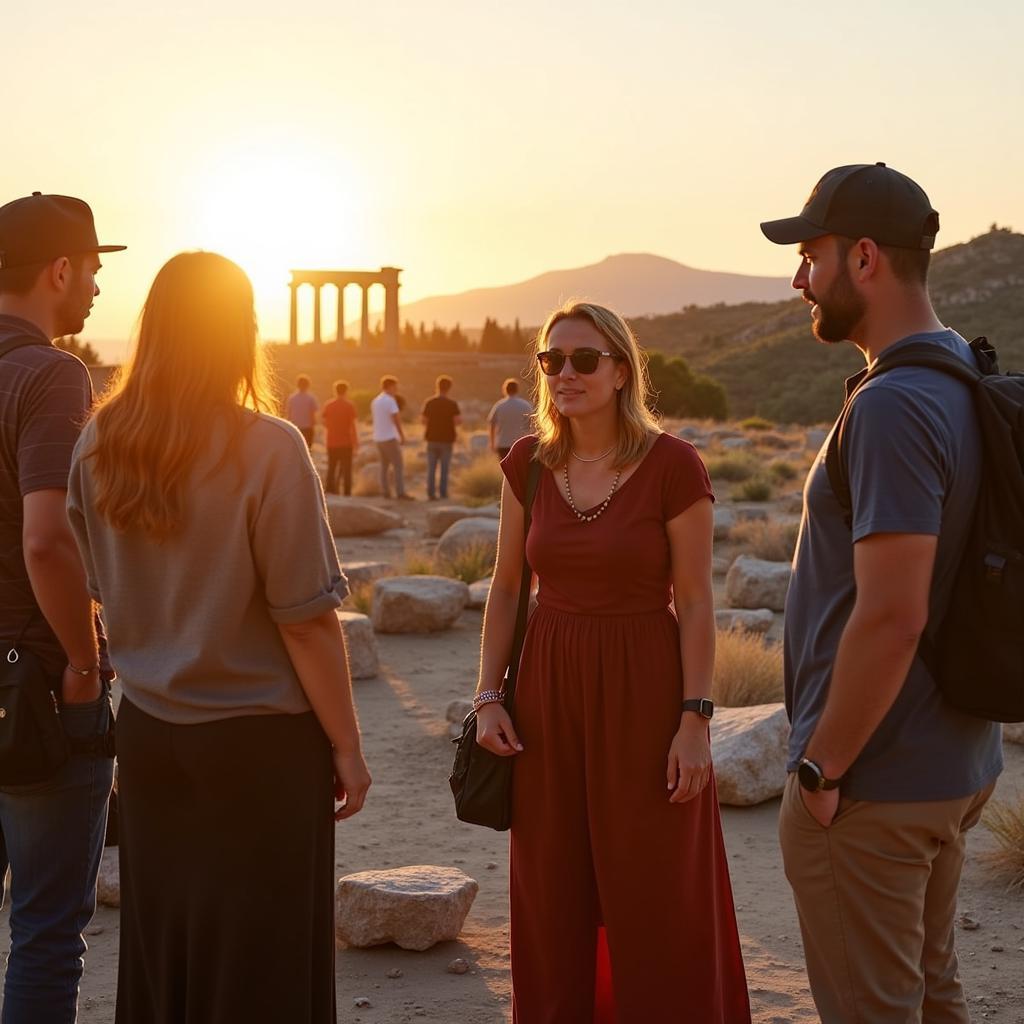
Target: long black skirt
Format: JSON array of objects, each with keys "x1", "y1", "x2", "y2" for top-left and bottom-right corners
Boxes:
[{"x1": 115, "y1": 698, "x2": 336, "y2": 1024}]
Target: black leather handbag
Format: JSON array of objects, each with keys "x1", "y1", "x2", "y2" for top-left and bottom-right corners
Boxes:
[{"x1": 449, "y1": 457, "x2": 541, "y2": 830}]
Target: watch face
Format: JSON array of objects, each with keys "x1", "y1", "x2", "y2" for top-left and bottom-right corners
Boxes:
[{"x1": 797, "y1": 760, "x2": 822, "y2": 792}]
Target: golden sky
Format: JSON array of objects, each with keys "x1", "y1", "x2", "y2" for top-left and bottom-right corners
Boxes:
[{"x1": 5, "y1": 0, "x2": 1023, "y2": 356}]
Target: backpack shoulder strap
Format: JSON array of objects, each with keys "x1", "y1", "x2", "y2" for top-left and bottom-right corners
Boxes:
[{"x1": 823, "y1": 338, "x2": 988, "y2": 528}]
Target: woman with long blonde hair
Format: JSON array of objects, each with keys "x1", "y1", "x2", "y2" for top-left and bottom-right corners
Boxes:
[
  {"x1": 67, "y1": 252, "x2": 370, "y2": 1023},
  {"x1": 473, "y1": 301, "x2": 750, "y2": 1021}
]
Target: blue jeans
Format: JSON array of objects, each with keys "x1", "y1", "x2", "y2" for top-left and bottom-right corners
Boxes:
[
  {"x1": 0, "y1": 690, "x2": 114, "y2": 1024},
  {"x1": 426, "y1": 442, "x2": 453, "y2": 499},
  {"x1": 376, "y1": 440, "x2": 405, "y2": 498}
]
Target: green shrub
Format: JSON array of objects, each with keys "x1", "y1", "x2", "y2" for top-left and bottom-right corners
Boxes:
[
  {"x1": 735, "y1": 476, "x2": 775, "y2": 502},
  {"x1": 768, "y1": 459, "x2": 799, "y2": 482},
  {"x1": 705, "y1": 452, "x2": 758, "y2": 483},
  {"x1": 740, "y1": 416, "x2": 774, "y2": 431}
]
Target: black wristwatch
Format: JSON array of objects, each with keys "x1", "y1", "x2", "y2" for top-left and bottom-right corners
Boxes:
[
  {"x1": 681, "y1": 698, "x2": 714, "y2": 720},
  {"x1": 797, "y1": 757, "x2": 842, "y2": 792}
]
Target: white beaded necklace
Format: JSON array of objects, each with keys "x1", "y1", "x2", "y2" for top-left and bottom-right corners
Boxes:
[{"x1": 562, "y1": 463, "x2": 623, "y2": 523}]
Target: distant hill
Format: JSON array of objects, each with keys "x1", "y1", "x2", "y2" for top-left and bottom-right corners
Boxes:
[
  {"x1": 630, "y1": 226, "x2": 1024, "y2": 424},
  {"x1": 396, "y1": 253, "x2": 793, "y2": 328}
]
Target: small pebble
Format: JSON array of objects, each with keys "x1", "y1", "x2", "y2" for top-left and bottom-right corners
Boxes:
[
  {"x1": 354, "y1": 996, "x2": 371, "y2": 1008},
  {"x1": 991, "y1": 945, "x2": 1004, "y2": 952},
  {"x1": 485, "y1": 862, "x2": 497, "y2": 870},
  {"x1": 85, "y1": 925, "x2": 104, "y2": 936},
  {"x1": 386, "y1": 968, "x2": 403, "y2": 979},
  {"x1": 447, "y1": 957, "x2": 470, "y2": 975},
  {"x1": 959, "y1": 914, "x2": 980, "y2": 931}
]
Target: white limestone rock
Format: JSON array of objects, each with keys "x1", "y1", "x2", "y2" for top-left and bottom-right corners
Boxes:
[
  {"x1": 469, "y1": 435, "x2": 491, "y2": 452},
  {"x1": 725, "y1": 555, "x2": 792, "y2": 612},
  {"x1": 713, "y1": 506, "x2": 736, "y2": 541},
  {"x1": 715, "y1": 608, "x2": 774, "y2": 634},
  {"x1": 337, "y1": 611, "x2": 380, "y2": 679},
  {"x1": 436, "y1": 518, "x2": 500, "y2": 565},
  {"x1": 341, "y1": 560, "x2": 393, "y2": 588},
  {"x1": 335, "y1": 865, "x2": 479, "y2": 951},
  {"x1": 712, "y1": 703, "x2": 790, "y2": 806},
  {"x1": 467, "y1": 578, "x2": 491, "y2": 610},
  {"x1": 97, "y1": 848, "x2": 120, "y2": 908},
  {"x1": 1003, "y1": 722, "x2": 1024, "y2": 745},
  {"x1": 721, "y1": 436, "x2": 753, "y2": 450},
  {"x1": 371, "y1": 576, "x2": 469, "y2": 633},
  {"x1": 805, "y1": 428, "x2": 828, "y2": 452},
  {"x1": 426, "y1": 505, "x2": 500, "y2": 538},
  {"x1": 326, "y1": 496, "x2": 403, "y2": 537}
]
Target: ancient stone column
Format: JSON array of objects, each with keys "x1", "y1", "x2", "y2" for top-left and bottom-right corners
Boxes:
[
  {"x1": 313, "y1": 284, "x2": 322, "y2": 345},
  {"x1": 336, "y1": 282, "x2": 346, "y2": 345},
  {"x1": 289, "y1": 280, "x2": 298, "y2": 345},
  {"x1": 381, "y1": 267, "x2": 401, "y2": 352},
  {"x1": 360, "y1": 286, "x2": 370, "y2": 348}
]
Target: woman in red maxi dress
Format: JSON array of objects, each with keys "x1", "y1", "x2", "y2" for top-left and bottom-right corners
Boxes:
[{"x1": 473, "y1": 301, "x2": 750, "y2": 1023}]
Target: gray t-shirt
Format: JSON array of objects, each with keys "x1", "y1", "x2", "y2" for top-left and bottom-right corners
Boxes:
[
  {"x1": 285, "y1": 389, "x2": 318, "y2": 430},
  {"x1": 784, "y1": 329, "x2": 1002, "y2": 802},
  {"x1": 488, "y1": 395, "x2": 533, "y2": 449},
  {"x1": 67, "y1": 411, "x2": 347, "y2": 724}
]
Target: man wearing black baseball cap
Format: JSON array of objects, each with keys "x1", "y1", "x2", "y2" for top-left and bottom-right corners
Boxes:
[
  {"x1": 765, "y1": 166, "x2": 1001, "y2": 1023},
  {"x1": 0, "y1": 192, "x2": 123, "y2": 1021}
]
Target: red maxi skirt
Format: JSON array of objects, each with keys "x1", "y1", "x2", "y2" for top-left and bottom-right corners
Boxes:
[{"x1": 509, "y1": 605, "x2": 751, "y2": 1023}]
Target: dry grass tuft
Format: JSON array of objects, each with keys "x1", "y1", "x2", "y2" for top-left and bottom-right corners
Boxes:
[
  {"x1": 735, "y1": 476, "x2": 775, "y2": 502},
  {"x1": 713, "y1": 627, "x2": 784, "y2": 707},
  {"x1": 981, "y1": 794, "x2": 1024, "y2": 891},
  {"x1": 768, "y1": 458, "x2": 800, "y2": 483},
  {"x1": 740, "y1": 416, "x2": 774, "y2": 431},
  {"x1": 728, "y1": 518, "x2": 800, "y2": 562},
  {"x1": 454, "y1": 454, "x2": 504, "y2": 507},
  {"x1": 348, "y1": 582, "x2": 374, "y2": 616},
  {"x1": 437, "y1": 541, "x2": 497, "y2": 584},
  {"x1": 399, "y1": 548, "x2": 438, "y2": 575}
]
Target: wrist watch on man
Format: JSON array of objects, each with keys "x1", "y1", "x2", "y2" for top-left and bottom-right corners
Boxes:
[
  {"x1": 681, "y1": 698, "x2": 714, "y2": 720},
  {"x1": 797, "y1": 756, "x2": 842, "y2": 792}
]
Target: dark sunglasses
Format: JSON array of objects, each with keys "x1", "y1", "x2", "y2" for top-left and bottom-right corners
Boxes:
[{"x1": 537, "y1": 348, "x2": 616, "y2": 375}]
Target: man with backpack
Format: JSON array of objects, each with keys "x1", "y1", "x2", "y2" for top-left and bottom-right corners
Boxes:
[
  {"x1": 761, "y1": 164, "x2": 1003, "y2": 1023},
  {"x1": 0, "y1": 193, "x2": 121, "y2": 1022}
]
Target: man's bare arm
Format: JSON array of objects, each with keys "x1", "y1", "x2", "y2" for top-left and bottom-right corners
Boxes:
[{"x1": 804, "y1": 531, "x2": 937, "y2": 778}]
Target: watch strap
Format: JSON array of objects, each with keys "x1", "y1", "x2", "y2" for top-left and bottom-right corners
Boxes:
[{"x1": 681, "y1": 698, "x2": 714, "y2": 719}]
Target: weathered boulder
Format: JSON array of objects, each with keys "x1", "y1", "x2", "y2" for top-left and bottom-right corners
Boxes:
[
  {"x1": 436, "y1": 518, "x2": 500, "y2": 565},
  {"x1": 426, "y1": 505, "x2": 500, "y2": 538},
  {"x1": 469, "y1": 435, "x2": 491, "y2": 452},
  {"x1": 805, "y1": 428, "x2": 828, "y2": 452},
  {"x1": 97, "y1": 848, "x2": 120, "y2": 908},
  {"x1": 357, "y1": 464, "x2": 383, "y2": 496},
  {"x1": 721, "y1": 436, "x2": 753, "y2": 450},
  {"x1": 1003, "y1": 722, "x2": 1024, "y2": 745},
  {"x1": 733, "y1": 504, "x2": 770, "y2": 523},
  {"x1": 335, "y1": 865, "x2": 479, "y2": 950},
  {"x1": 712, "y1": 555, "x2": 733, "y2": 576},
  {"x1": 340, "y1": 560, "x2": 393, "y2": 588},
  {"x1": 712, "y1": 703, "x2": 790, "y2": 806},
  {"x1": 676, "y1": 425, "x2": 707, "y2": 445},
  {"x1": 326, "y1": 496, "x2": 402, "y2": 537},
  {"x1": 467, "y1": 578, "x2": 491, "y2": 610},
  {"x1": 725, "y1": 555, "x2": 791, "y2": 612},
  {"x1": 372, "y1": 576, "x2": 469, "y2": 633},
  {"x1": 715, "y1": 608, "x2": 774, "y2": 634},
  {"x1": 337, "y1": 611, "x2": 379, "y2": 679},
  {"x1": 713, "y1": 506, "x2": 736, "y2": 541}
]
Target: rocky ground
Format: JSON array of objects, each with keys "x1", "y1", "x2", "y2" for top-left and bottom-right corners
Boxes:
[{"x1": 3, "y1": 420, "x2": 1022, "y2": 1023}]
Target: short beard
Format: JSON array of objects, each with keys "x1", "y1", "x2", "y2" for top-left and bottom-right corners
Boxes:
[
  {"x1": 54, "y1": 272, "x2": 88, "y2": 337},
  {"x1": 808, "y1": 260, "x2": 866, "y2": 345}
]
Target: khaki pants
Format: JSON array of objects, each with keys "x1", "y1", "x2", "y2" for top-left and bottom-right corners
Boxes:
[{"x1": 778, "y1": 772, "x2": 993, "y2": 1024}]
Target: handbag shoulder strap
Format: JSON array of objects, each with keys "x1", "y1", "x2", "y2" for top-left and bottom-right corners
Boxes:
[{"x1": 502, "y1": 455, "x2": 542, "y2": 709}]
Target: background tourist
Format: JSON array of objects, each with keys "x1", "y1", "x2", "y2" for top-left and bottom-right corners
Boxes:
[
  {"x1": 371, "y1": 374, "x2": 411, "y2": 500},
  {"x1": 285, "y1": 373, "x2": 318, "y2": 449},
  {"x1": 473, "y1": 301, "x2": 750, "y2": 1020},
  {"x1": 322, "y1": 379, "x2": 359, "y2": 496},
  {"x1": 67, "y1": 252, "x2": 371, "y2": 1023},
  {"x1": 0, "y1": 192, "x2": 121, "y2": 1024},
  {"x1": 488, "y1": 377, "x2": 532, "y2": 458},
  {"x1": 421, "y1": 373, "x2": 461, "y2": 500}
]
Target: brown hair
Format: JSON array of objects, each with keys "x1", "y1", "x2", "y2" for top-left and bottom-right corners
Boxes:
[
  {"x1": 503, "y1": 378, "x2": 519, "y2": 395},
  {"x1": 86, "y1": 252, "x2": 274, "y2": 540},
  {"x1": 436, "y1": 374, "x2": 452, "y2": 393},
  {"x1": 333, "y1": 379, "x2": 349, "y2": 396},
  {"x1": 380, "y1": 375, "x2": 398, "y2": 391}
]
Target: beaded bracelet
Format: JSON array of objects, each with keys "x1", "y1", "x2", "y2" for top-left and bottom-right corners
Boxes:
[{"x1": 472, "y1": 689, "x2": 504, "y2": 712}]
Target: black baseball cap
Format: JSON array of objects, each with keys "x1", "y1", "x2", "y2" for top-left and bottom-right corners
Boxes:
[
  {"x1": 760, "y1": 163, "x2": 939, "y2": 250},
  {"x1": 0, "y1": 192, "x2": 126, "y2": 270}
]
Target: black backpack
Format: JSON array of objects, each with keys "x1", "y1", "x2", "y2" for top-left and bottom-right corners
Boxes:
[{"x1": 825, "y1": 336, "x2": 1024, "y2": 723}]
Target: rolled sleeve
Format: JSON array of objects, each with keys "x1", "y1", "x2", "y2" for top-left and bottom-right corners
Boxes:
[{"x1": 251, "y1": 467, "x2": 349, "y2": 624}]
